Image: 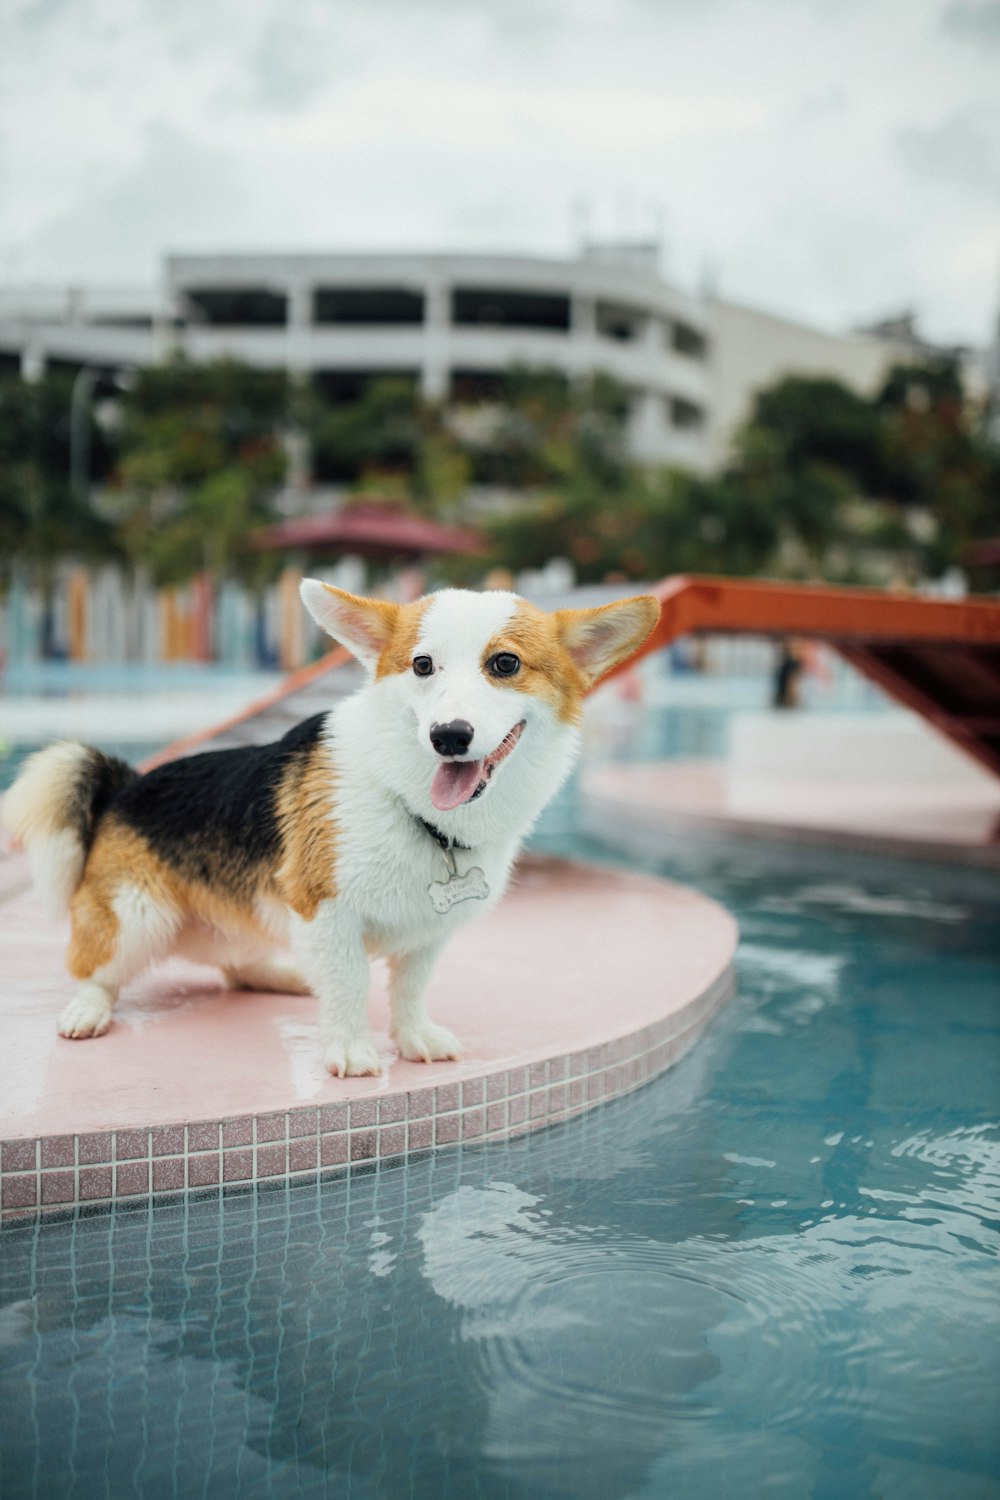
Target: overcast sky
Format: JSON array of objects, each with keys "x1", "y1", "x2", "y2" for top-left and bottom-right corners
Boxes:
[{"x1": 1, "y1": 0, "x2": 997, "y2": 344}]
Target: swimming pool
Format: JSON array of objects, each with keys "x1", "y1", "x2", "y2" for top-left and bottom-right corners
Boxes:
[{"x1": 1, "y1": 785, "x2": 997, "y2": 1499}]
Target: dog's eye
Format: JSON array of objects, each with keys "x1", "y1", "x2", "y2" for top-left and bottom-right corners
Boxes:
[
  {"x1": 412, "y1": 655, "x2": 434, "y2": 677},
  {"x1": 489, "y1": 652, "x2": 521, "y2": 678}
]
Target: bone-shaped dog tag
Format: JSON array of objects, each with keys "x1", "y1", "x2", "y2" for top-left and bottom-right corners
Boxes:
[{"x1": 428, "y1": 866, "x2": 490, "y2": 914}]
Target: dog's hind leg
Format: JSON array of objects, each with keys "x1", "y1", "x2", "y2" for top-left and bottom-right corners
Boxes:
[
  {"x1": 388, "y1": 943, "x2": 461, "y2": 1063},
  {"x1": 62, "y1": 882, "x2": 179, "y2": 1039},
  {"x1": 289, "y1": 899, "x2": 380, "y2": 1076},
  {"x1": 224, "y1": 953, "x2": 311, "y2": 995}
]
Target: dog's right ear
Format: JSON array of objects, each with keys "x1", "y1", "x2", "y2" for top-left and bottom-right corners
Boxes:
[{"x1": 300, "y1": 580, "x2": 400, "y2": 669}]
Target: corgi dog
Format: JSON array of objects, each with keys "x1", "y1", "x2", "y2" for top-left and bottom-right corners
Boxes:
[{"x1": 2, "y1": 584, "x2": 659, "y2": 1076}]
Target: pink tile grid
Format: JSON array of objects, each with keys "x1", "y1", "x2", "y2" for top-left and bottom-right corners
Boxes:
[{"x1": 1, "y1": 969, "x2": 734, "y2": 1223}]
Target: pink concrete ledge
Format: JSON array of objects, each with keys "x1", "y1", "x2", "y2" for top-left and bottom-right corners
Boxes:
[
  {"x1": 582, "y1": 762, "x2": 1000, "y2": 868},
  {"x1": 0, "y1": 853, "x2": 737, "y2": 1222}
]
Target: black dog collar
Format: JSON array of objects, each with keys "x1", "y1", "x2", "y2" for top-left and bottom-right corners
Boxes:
[{"x1": 417, "y1": 816, "x2": 472, "y2": 854}]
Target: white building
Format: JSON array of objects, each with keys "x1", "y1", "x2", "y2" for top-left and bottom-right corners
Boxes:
[
  {"x1": 0, "y1": 246, "x2": 712, "y2": 470},
  {"x1": 705, "y1": 299, "x2": 979, "y2": 466},
  {"x1": 0, "y1": 245, "x2": 979, "y2": 475}
]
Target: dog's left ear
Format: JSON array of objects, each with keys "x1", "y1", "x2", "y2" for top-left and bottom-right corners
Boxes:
[
  {"x1": 300, "y1": 580, "x2": 400, "y2": 669},
  {"x1": 556, "y1": 595, "x2": 660, "y2": 686}
]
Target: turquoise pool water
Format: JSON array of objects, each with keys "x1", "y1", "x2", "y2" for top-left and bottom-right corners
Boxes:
[{"x1": 2, "y1": 787, "x2": 998, "y2": 1498}]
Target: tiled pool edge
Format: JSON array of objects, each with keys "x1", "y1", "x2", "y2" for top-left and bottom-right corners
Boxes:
[{"x1": 1, "y1": 966, "x2": 735, "y2": 1226}]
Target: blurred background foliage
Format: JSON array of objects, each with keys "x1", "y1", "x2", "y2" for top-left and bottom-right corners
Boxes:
[
  {"x1": 481, "y1": 358, "x2": 999, "y2": 586},
  {"x1": 0, "y1": 372, "x2": 120, "y2": 584},
  {"x1": 113, "y1": 361, "x2": 291, "y2": 586},
  {"x1": 0, "y1": 353, "x2": 997, "y2": 591}
]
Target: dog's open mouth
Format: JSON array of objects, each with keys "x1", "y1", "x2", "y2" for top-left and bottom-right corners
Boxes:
[{"x1": 430, "y1": 720, "x2": 526, "y2": 812}]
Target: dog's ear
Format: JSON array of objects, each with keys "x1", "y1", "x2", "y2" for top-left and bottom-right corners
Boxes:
[
  {"x1": 300, "y1": 580, "x2": 400, "y2": 668},
  {"x1": 555, "y1": 596, "x2": 660, "y2": 686}
]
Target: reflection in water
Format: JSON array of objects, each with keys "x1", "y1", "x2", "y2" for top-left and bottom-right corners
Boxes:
[
  {"x1": 417, "y1": 1181, "x2": 723, "y2": 1494},
  {"x1": 1, "y1": 853, "x2": 998, "y2": 1500}
]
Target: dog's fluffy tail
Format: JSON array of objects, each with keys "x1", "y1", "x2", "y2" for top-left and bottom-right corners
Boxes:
[{"x1": 1, "y1": 743, "x2": 138, "y2": 917}]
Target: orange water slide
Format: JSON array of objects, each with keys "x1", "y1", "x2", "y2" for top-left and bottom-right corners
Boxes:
[{"x1": 603, "y1": 576, "x2": 1000, "y2": 778}]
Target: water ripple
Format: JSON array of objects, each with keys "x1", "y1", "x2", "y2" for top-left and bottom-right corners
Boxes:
[{"x1": 418, "y1": 1179, "x2": 1000, "y2": 1475}]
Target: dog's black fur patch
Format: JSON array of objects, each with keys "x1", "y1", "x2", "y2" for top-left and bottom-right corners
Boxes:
[
  {"x1": 107, "y1": 714, "x2": 329, "y2": 897},
  {"x1": 65, "y1": 750, "x2": 139, "y2": 857}
]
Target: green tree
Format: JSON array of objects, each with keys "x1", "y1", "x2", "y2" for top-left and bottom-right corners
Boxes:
[
  {"x1": 114, "y1": 358, "x2": 289, "y2": 584},
  {"x1": 723, "y1": 362, "x2": 999, "y2": 582},
  {"x1": 748, "y1": 375, "x2": 882, "y2": 489},
  {"x1": 0, "y1": 370, "x2": 120, "y2": 599},
  {"x1": 874, "y1": 360, "x2": 1000, "y2": 570},
  {"x1": 457, "y1": 365, "x2": 629, "y2": 491},
  {"x1": 309, "y1": 376, "x2": 423, "y2": 486},
  {"x1": 485, "y1": 465, "x2": 780, "y2": 584},
  {"x1": 483, "y1": 361, "x2": 998, "y2": 587},
  {"x1": 307, "y1": 375, "x2": 472, "y2": 514},
  {"x1": 731, "y1": 424, "x2": 855, "y2": 574}
]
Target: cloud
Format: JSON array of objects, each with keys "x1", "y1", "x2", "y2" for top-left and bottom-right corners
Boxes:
[
  {"x1": 247, "y1": 23, "x2": 341, "y2": 112},
  {"x1": 13, "y1": 0, "x2": 74, "y2": 28},
  {"x1": 792, "y1": 87, "x2": 849, "y2": 126},
  {"x1": 0, "y1": 0, "x2": 996, "y2": 344},
  {"x1": 896, "y1": 110, "x2": 1000, "y2": 194},
  {"x1": 940, "y1": 0, "x2": 1000, "y2": 49},
  {"x1": 19, "y1": 126, "x2": 250, "y2": 280},
  {"x1": 224, "y1": 3, "x2": 360, "y2": 115}
]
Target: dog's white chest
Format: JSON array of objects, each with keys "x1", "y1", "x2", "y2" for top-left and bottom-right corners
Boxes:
[{"x1": 334, "y1": 816, "x2": 507, "y2": 949}]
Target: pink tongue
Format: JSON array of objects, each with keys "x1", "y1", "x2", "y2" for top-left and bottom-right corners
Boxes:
[{"x1": 430, "y1": 759, "x2": 484, "y2": 811}]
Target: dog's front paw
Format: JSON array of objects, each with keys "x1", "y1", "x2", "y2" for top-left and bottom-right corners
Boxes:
[
  {"x1": 58, "y1": 986, "x2": 112, "y2": 1039},
  {"x1": 324, "y1": 1036, "x2": 382, "y2": 1078},
  {"x1": 394, "y1": 1021, "x2": 462, "y2": 1065}
]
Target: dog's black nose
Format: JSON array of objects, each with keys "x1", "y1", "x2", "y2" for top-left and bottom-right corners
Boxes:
[{"x1": 431, "y1": 719, "x2": 474, "y2": 757}]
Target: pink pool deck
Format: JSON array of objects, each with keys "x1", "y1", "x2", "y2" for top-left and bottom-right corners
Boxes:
[
  {"x1": 0, "y1": 851, "x2": 737, "y2": 1222},
  {"x1": 582, "y1": 761, "x2": 1000, "y2": 867}
]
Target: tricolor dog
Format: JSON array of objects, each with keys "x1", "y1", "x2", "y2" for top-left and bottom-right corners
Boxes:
[{"x1": 2, "y1": 584, "x2": 658, "y2": 1076}]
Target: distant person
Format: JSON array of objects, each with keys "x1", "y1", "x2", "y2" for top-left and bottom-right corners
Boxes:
[{"x1": 773, "y1": 638, "x2": 805, "y2": 709}]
